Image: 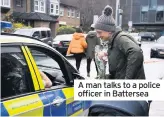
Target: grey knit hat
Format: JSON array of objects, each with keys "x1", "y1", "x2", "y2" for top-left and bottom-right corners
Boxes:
[{"x1": 94, "y1": 5, "x2": 116, "y2": 32}]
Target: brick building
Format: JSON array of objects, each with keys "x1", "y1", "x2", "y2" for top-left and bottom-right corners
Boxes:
[
  {"x1": 57, "y1": 0, "x2": 80, "y2": 27},
  {"x1": 1, "y1": 0, "x2": 60, "y2": 37}
]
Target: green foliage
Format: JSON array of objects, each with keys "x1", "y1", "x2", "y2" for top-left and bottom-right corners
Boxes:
[
  {"x1": 13, "y1": 23, "x2": 32, "y2": 29},
  {"x1": 57, "y1": 26, "x2": 76, "y2": 35}
]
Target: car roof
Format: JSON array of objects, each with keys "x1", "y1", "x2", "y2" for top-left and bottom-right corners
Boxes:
[
  {"x1": 15, "y1": 27, "x2": 51, "y2": 31},
  {"x1": 0, "y1": 35, "x2": 49, "y2": 47}
]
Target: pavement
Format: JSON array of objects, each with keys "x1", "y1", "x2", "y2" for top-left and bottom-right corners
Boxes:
[{"x1": 66, "y1": 41, "x2": 164, "y2": 116}]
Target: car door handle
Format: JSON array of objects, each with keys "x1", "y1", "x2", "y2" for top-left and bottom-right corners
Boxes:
[{"x1": 52, "y1": 97, "x2": 65, "y2": 106}]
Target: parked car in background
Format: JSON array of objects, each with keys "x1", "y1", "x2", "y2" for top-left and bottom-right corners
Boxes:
[
  {"x1": 128, "y1": 33, "x2": 142, "y2": 47},
  {"x1": 139, "y1": 32, "x2": 156, "y2": 41},
  {"x1": 53, "y1": 34, "x2": 73, "y2": 55},
  {"x1": 53, "y1": 34, "x2": 87, "y2": 55},
  {"x1": 150, "y1": 36, "x2": 164, "y2": 58},
  {"x1": 14, "y1": 27, "x2": 53, "y2": 46}
]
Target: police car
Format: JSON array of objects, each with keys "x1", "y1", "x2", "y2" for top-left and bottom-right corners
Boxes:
[
  {"x1": 0, "y1": 33, "x2": 150, "y2": 116},
  {"x1": 0, "y1": 33, "x2": 92, "y2": 116}
]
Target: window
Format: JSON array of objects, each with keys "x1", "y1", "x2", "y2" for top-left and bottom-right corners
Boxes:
[
  {"x1": 56, "y1": 4, "x2": 59, "y2": 14},
  {"x1": 16, "y1": 0, "x2": 22, "y2": 7},
  {"x1": 28, "y1": 47, "x2": 66, "y2": 86},
  {"x1": 34, "y1": 0, "x2": 39, "y2": 11},
  {"x1": 40, "y1": 1, "x2": 45, "y2": 12},
  {"x1": 141, "y1": 6, "x2": 149, "y2": 22},
  {"x1": 67, "y1": 8, "x2": 71, "y2": 17},
  {"x1": 71, "y1": 9, "x2": 75, "y2": 18},
  {"x1": 50, "y1": 1, "x2": 59, "y2": 16},
  {"x1": 34, "y1": 0, "x2": 45, "y2": 13},
  {"x1": 76, "y1": 11, "x2": 80, "y2": 18},
  {"x1": 1, "y1": 0, "x2": 10, "y2": 7},
  {"x1": 50, "y1": 4, "x2": 54, "y2": 13},
  {"x1": 41, "y1": 31, "x2": 47, "y2": 38},
  {"x1": 149, "y1": 0, "x2": 157, "y2": 10},
  {"x1": 60, "y1": 7, "x2": 64, "y2": 16},
  {"x1": 32, "y1": 31, "x2": 40, "y2": 39},
  {"x1": 1, "y1": 47, "x2": 34, "y2": 99},
  {"x1": 156, "y1": 6, "x2": 164, "y2": 22},
  {"x1": 47, "y1": 31, "x2": 51, "y2": 37}
]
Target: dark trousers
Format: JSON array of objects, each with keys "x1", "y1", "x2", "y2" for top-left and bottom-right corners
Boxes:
[
  {"x1": 87, "y1": 58, "x2": 98, "y2": 74},
  {"x1": 74, "y1": 53, "x2": 84, "y2": 71}
]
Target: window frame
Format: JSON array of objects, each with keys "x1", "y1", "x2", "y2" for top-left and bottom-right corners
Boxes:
[
  {"x1": 155, "y1": 6, "x2": 164, "y2": 22},
  {"x1": 24, "y1": 44, "x2": 74, "y2": 89},
  {"x1": 149, "y1": 0, "x2": 157, "y2": 10},
  {"x1": 34, "y1": 0, "x2": 46, "y2": 13},
  {"x1": 50, "y1": 2, "x2": 59, "y2": 16},
  {"x1": 16, "y1": 0, "x2": 22, "y2": 7},
  {"x1": 1, "y1": 44, "x2": 35, "y2": 101},
  {"x1": 67, "y1": 8, "x2": 71, "y2": 17},
  {"x1": 76, "y1": 11, "x2": 80, "y2": 18},
  {"x1": 140, "y1": 6, "x2": 149, "y2": 23},
  {"x1": 60, "y1": 6, "x2": 64, "y2": 16},
  {"x1": 71, "y1": 9, "x2": 75, "y2": 18},
  {"x1": 1, "y1": 0, "x2": 10, "y2": 8}
]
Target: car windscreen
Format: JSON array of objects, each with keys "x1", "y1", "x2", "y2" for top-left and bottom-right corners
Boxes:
[
  {"x1": 157, "y1": 37, "x2": 164, "y2": 44},
  {"x1": 14, "y1": 29, "x2": 32, "y2": 36},
  {"x1": 53, "y1": 35, "x2": 73, "y2": 41}
]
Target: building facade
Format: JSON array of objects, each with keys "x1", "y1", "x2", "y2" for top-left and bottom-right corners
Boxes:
[
  {"x1": 57, "y1": 0, "x2": 80, "y2": 27},
  {"x1": 1, "y1": 0, "x2": 60, "y2": 37},
  {"x1": 120, "y1": 0, "x2": 164, "y2": 35}
]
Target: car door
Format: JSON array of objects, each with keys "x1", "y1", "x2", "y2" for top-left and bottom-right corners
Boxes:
[
  {"x1": 1, "y1": 45, "x2": 51, "y2": 116},
  {"x1": 64, "y1": 60, "x2": 93, "y2": 116},
  {"x1": 24, "y1": 44, "x2": 90, "y2": 116}
]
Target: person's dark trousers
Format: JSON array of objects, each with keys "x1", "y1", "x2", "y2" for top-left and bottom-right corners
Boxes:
[
  {"x1": 74, "y1": 53, "x2": 83, "y2": 71},
  {"x1": 87, "y1": 58, "x2": 99, "y2": 75}
]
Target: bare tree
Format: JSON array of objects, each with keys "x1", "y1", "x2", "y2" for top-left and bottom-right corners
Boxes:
[{"x1": 76, "y1": 0, "x2": 116, "y2": 32}]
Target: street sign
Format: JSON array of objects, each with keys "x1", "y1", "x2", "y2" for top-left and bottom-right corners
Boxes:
[
  {"x1": 93, "y1": 15, "x2": 99, "y2": 24},
  {"x1": 128, "y1": 21, "x2": 133, "y2": 27}
]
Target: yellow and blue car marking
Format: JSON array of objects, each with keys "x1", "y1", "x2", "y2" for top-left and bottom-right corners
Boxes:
[{"x1": 1, "y1": 88, "x2": 92, "y2": 116}]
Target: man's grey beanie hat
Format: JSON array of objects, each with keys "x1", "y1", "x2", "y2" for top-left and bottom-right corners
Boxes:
[{"x1": 94, "y1": 5, "x2": 116, "y2": 32}]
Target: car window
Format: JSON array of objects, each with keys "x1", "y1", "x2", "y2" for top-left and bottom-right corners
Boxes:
[
  {"x1": 32, "y1": 31, "x2": 40, "y2": 39},
  {"x1": 28, "y1": 47, "x2": 66, "y2": 87},
  {"x1": 41, "y1": 31, "x2": 47, "y2": 38},
  {"x1": 47, "y1": 31, "x2": 51, "y2": 37},
  {"x1": 1, "y1": 47, "x2": 34, "y2": 99}
]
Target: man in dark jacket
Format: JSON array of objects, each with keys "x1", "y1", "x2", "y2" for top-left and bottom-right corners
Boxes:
[
  {"x1": 94, "y1": 5, "x2": 146, "y2": 79},
  {"x1": 86, "y1": 24, "x2": 100, "y2": 77}
]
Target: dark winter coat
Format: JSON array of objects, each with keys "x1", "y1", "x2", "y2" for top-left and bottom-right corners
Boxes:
[
  {"x1": 108, "y1": 30, "x2": 146, "y2": 79},
  {"x1": 86, "y1": 31, "x2": 100, "y2": 59}
]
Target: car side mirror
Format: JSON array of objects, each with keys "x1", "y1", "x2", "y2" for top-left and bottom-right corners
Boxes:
[{"x1": 72, "y1": 73, "x2": 85, "y2": 80}]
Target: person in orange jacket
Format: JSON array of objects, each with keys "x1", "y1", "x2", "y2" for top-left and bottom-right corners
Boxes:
[{"x1": 67, "y1": 28, "x2": 87, "y2": 72}]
